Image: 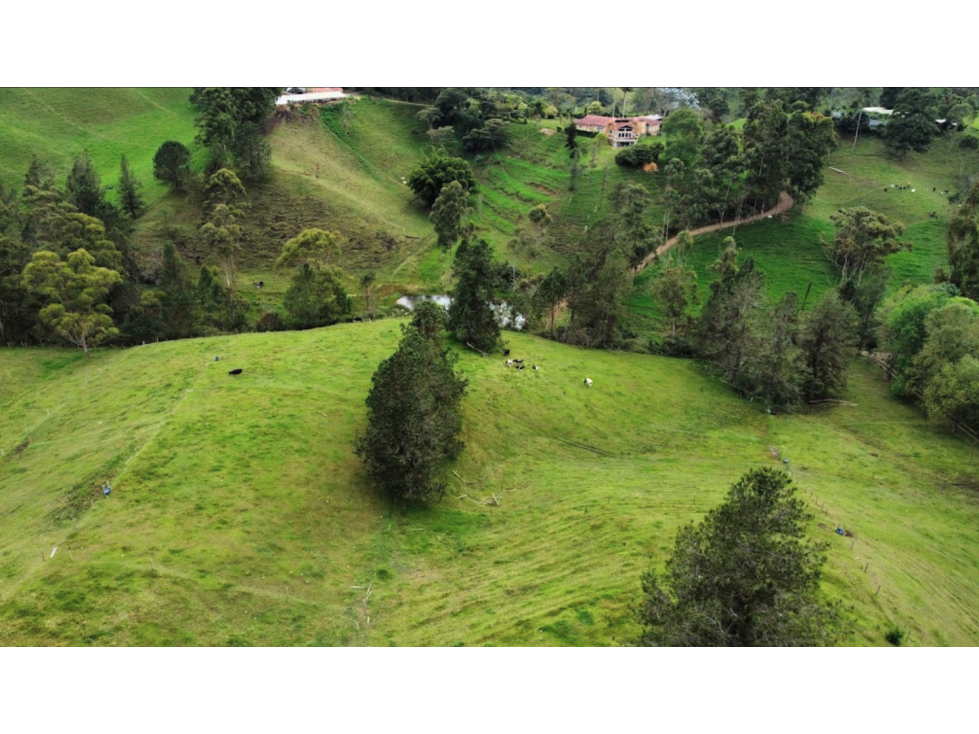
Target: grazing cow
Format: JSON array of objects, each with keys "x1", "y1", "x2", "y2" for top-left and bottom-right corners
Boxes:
[
  {"x1": 505, "y1": 359, "x2": 513, "y2": 367},
  {"x1": 229, "y1": 368, "x2": 243, "y2": 376},
  {"x1": 532, "y1": 365, "x2": 539, "y2": 370},
  {"x1": 514, "y1": 359, "x2": 523, "y2": 364},
  {"x1": 517, "y1": 364, "x2": 526, "y2": 370},
  {"x1": 583, "y1": 378, "x2": 593, "y2": 387},
  {"x1": 883, "y1": 188, "x2": 887, "y2": 193},
  {"x1": 503, "y1": 349, "x2": 511, "y2": 357}
]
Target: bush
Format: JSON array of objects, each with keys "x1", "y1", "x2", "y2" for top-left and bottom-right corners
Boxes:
[
  {"x1": 959, "y1": 135, "x2": 979, "y2": 150},
  {"x1": 255, "y1": 311, "x2": 284, "y2": 332},
  {"x1": 885, "y1": 626, "x2": 906, "y2": 646},
  {"x1": 615, "y1": 140, "x2": 664, "y2": 168}
]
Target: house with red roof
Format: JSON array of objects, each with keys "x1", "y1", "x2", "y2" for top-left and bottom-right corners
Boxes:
[{"x1": 574, "y1": 114, "x2": 663, "y2": 147}]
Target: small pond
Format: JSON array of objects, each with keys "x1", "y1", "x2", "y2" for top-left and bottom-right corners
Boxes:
[{"x1": 395, "y1": 294, "x2": 526, "y2": 330}]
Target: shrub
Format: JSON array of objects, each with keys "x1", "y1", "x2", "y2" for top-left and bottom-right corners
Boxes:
[
  {"x1": 255, "y1": 311, "x2": 283, "y2": 332},
  {"x1": 615, "y1": 140, "x2": 664, "y2": 168},
  {"x1": 885, "y1": 626, "x2": 906, "y2": 646}
]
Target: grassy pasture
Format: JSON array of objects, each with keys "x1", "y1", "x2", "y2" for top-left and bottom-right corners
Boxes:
[
  {"x1": 0, "y1": 88, "x2": 201, "y2": 202},
  {"x1": 2, "y1": 324, "x2": 979, "y2": 646}
]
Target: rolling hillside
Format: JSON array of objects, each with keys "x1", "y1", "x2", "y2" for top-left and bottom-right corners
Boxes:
[
  {"x1": 2, "y1": 324, "x2": 979, "y2": 646},
  {"x1": 0, "y1": 88, "x2": 201, "y2": 201}
]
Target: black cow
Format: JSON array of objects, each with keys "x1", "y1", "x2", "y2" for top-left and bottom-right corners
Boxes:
[
  {"x1": 503, "y1": 349, "x2": 511, "y2": 357},
  {"x1": 229, "y1": 368, "x2": 243, "y2": 376}
]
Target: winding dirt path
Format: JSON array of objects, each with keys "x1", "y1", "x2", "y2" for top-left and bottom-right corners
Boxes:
[
  {"x1": 549, "y1": 192, "x2": 796, "y2": 323},
  {"x1": 631, "y1": 191, "x2": 795, "y2": 274}
]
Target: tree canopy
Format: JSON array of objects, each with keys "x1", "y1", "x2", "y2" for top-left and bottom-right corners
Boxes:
[
  {"x1": 153, "y1": 141, "x2": 191, "y2": 190},
  {"x1": 448, "y1": 239, "x2": 501, "y2": 353},
  {"x1": 407, "y1": 151, "x2": 477, "y2": 208},
  {"x1": 22, "y1": 248, "x2": 123, "y2": 355},
  {"x1": 355, "y1": 321, "x2": 467, "y2": 504},
  {"x1": 639, "y1": 467, "x2": 850, "y2": 646}
]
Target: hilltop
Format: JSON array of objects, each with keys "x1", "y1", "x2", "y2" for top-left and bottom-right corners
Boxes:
[{"x1": 2, "y1": 323, "x2": 979, "y2": 645}]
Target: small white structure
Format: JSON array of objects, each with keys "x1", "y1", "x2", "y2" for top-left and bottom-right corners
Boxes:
[
  {"x1": 583, "y1": 378, "x2": 593, "y2": 387},
  {"x1": 276, "y1": 88, "x2": 346, "y2": 108}
]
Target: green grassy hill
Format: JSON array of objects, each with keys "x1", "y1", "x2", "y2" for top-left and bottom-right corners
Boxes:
[
  {"x1": 629, "y1": 134, "x2": 979, "y2": 330},
  {"x1": 0, "y1": 88, "x2": 201, "y2": 201},
  {"x1": 2, "y1": 323, "x2": 979, "y2": 646}
]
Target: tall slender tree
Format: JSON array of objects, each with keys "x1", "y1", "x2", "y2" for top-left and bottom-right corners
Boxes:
[{"x1": 118, "y1": 154, "x2": 145, "y2": 219}]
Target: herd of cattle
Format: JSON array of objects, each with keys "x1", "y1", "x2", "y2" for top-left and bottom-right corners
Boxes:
[{"x1": 503, "y1": 350, "x2": 592, "y2": 386}]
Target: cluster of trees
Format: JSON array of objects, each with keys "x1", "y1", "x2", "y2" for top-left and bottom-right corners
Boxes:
[
  {"x1": 876, "y1": 283, "x2": 979, "y2": 431},
  {"x1": 416, "y1": 88, "x2": 513, "y2": 153},
  {"x1": 687, "y1": 237, "x2": 857, "y2": 406},
  {"x1": 639, "y1": 466, "x2": 851, "y2": 646},
  {"x1": 0, "y1": 142, "x2": 356, "y2": 351},
  {"x1": 498, "y1": 183, "x2": 660, "y2": 349},
  {"x1": 883, "y1": 87, "x2": 979, "y2": 158},
  {"x1": 1, "y1": 152, "x2": 144, "y2": 349},
  {"x1": 661, "y1": 102, "x2": 836, "y2": 231},
  {"x1": 190, "y1": 87, "x2": 279, "y2": 179}
]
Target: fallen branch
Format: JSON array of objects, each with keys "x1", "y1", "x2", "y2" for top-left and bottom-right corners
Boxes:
[
  {"x1": 829, "y1": 167, "x2": 852, "y2": 178},
  {"x1": 466, "y1": 342, "x2": 488, "y2": 357}
]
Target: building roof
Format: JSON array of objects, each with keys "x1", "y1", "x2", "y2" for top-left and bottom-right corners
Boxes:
[
  {"x1": 575, "y1": 114, "x2": 662, "y2": 127},
  {"x1": 276, "y1": 90, "x2": 346, "y2": 105},
  {"x1": 575, "y1": 115, "x2": 614, "y2": 126}
]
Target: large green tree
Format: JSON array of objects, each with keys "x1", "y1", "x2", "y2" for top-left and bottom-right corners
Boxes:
[
  {"x1": 407, "y1": 151, "x2": 478, "y2": 207},
  {"x1": 826, "y1": 207, "x2": 907, "y2": 286},
  {"x1": 923, "y1": 355, "x2": 979, "y2": 430},
  {"x1": 947, "y1": 179, "x2": 979, "y2": 300},
  {"x1": 21, "y1": 248, "x2": 123, "y2": 355},
  {"x1": 532, "y1": 266, "x2": 568, "y2": 341},
  {"x1": 695, "y1": 240, "x2": 765, "y2": 385},
  {"x1": 430, "y1": 181, "x2": 472, "y2": 253},
  {"x1": 652, "y1": 264, "x2": 698, "y2": 339},
  {"x1": 158, "y1": 241, "x2": 199, "y2": 338},
  {"x1": 355, "y1": 323, "x2": 467, "y2": 504},
  {"x1": 66, "y1": 150, "x2": 113, "y2": 222},
  {"x1": 798, "y1": 290, "x2": 857, "y2": 402},
  {"x1": 639, "y1": 467, "x2": 850, "y2": 647},
  {"x1": 660, "y1": 107, "x2": 703, "y2": 169},
  {"x1": 448, "y1": 239, "x2": 501, "y2": 352},
  {"x1": 0, "y1": 184, "x2": 38, "y2": 344},
  {"x1": 153, "y1": 141, "x2": 191, "y2": 190},
  {"x1": 277, "y1": 228, "x2": 349, "y2": 329},
  {"x1": 117, "y1": 154, "x2": 145, "y2": 219},
  {"x1": 884, "y1": 88, "x2": 938, "y2": 159}
]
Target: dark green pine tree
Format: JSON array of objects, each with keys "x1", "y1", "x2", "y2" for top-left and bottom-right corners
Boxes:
[
  {"x1": 639, "y1": 467, "x2": 851, "y2": 646},
  {"x1": 153, "y1": 141, "x2": 192, "y2": 190},
  {"x1": 448, "y1": 239, "x2": 501, "y2": 353},
  {"x1": 159, "y1": 241, "x2": 198, "y2": 338},
  {"x1": 66, "y1": 150, "x2": 111, "y2": 222},
  {"x1": 118, "y1": 154, "x2": 145, "y2": 219},
  {"x1": 356, "y1": 322, "x2": 467, "y2": 504}
]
